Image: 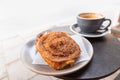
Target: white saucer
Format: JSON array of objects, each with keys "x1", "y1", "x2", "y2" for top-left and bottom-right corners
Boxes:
[{"x1": 70, "y1": 24, "x2": 111, "y2": 38}]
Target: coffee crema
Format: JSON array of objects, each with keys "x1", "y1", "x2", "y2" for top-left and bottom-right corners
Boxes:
[{"x1": 79, "y1": 13, "x2": 103, "y2": 19}]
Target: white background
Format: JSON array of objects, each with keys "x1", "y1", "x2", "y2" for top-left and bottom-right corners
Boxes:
[{"x1": 0, "y1": 0, "x2": 120, "y2": 40}]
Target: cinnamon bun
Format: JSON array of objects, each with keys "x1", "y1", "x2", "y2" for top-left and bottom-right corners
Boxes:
[{"x1": 36, "y1": 32, "x2": 81, "y2": 70}]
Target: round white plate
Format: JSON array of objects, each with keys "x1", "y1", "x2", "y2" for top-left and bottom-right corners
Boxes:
[
  {"x1": 70, "y1": 24, "x2": 110, "y2": 38},
  {"x1": 20, "y1": 33, "x2": 93, "y2": 76}
]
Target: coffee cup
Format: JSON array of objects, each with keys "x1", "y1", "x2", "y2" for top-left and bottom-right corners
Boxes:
[{"x1": 77, "y1": 12, "x2": 111, "y2": 33}]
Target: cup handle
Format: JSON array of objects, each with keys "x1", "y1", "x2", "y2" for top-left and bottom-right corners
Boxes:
[{"x1": 100, "y1": 19, "x2": 112, "y2": 30}]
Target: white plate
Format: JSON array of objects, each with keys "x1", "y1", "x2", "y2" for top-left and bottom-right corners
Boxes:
[
  {"x1": 20, "y1": 33, "x2": 93, "y2": 76},
  {"x1": 70, "y1": 24, "x2": 110, "y2": 38}
]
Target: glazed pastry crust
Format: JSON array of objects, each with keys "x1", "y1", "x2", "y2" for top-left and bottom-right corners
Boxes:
[{"x1": 36, "y1": 32, "x2": 81, "y2": 70}]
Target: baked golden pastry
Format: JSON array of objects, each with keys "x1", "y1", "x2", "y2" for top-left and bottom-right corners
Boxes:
[{"x1": 36, "y1": 32, "x2": 81, "y2": 70}]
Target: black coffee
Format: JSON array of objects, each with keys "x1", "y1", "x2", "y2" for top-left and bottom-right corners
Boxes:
[{"x1": 79, "y1": 13, "x2": 103, "y2": 19}]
